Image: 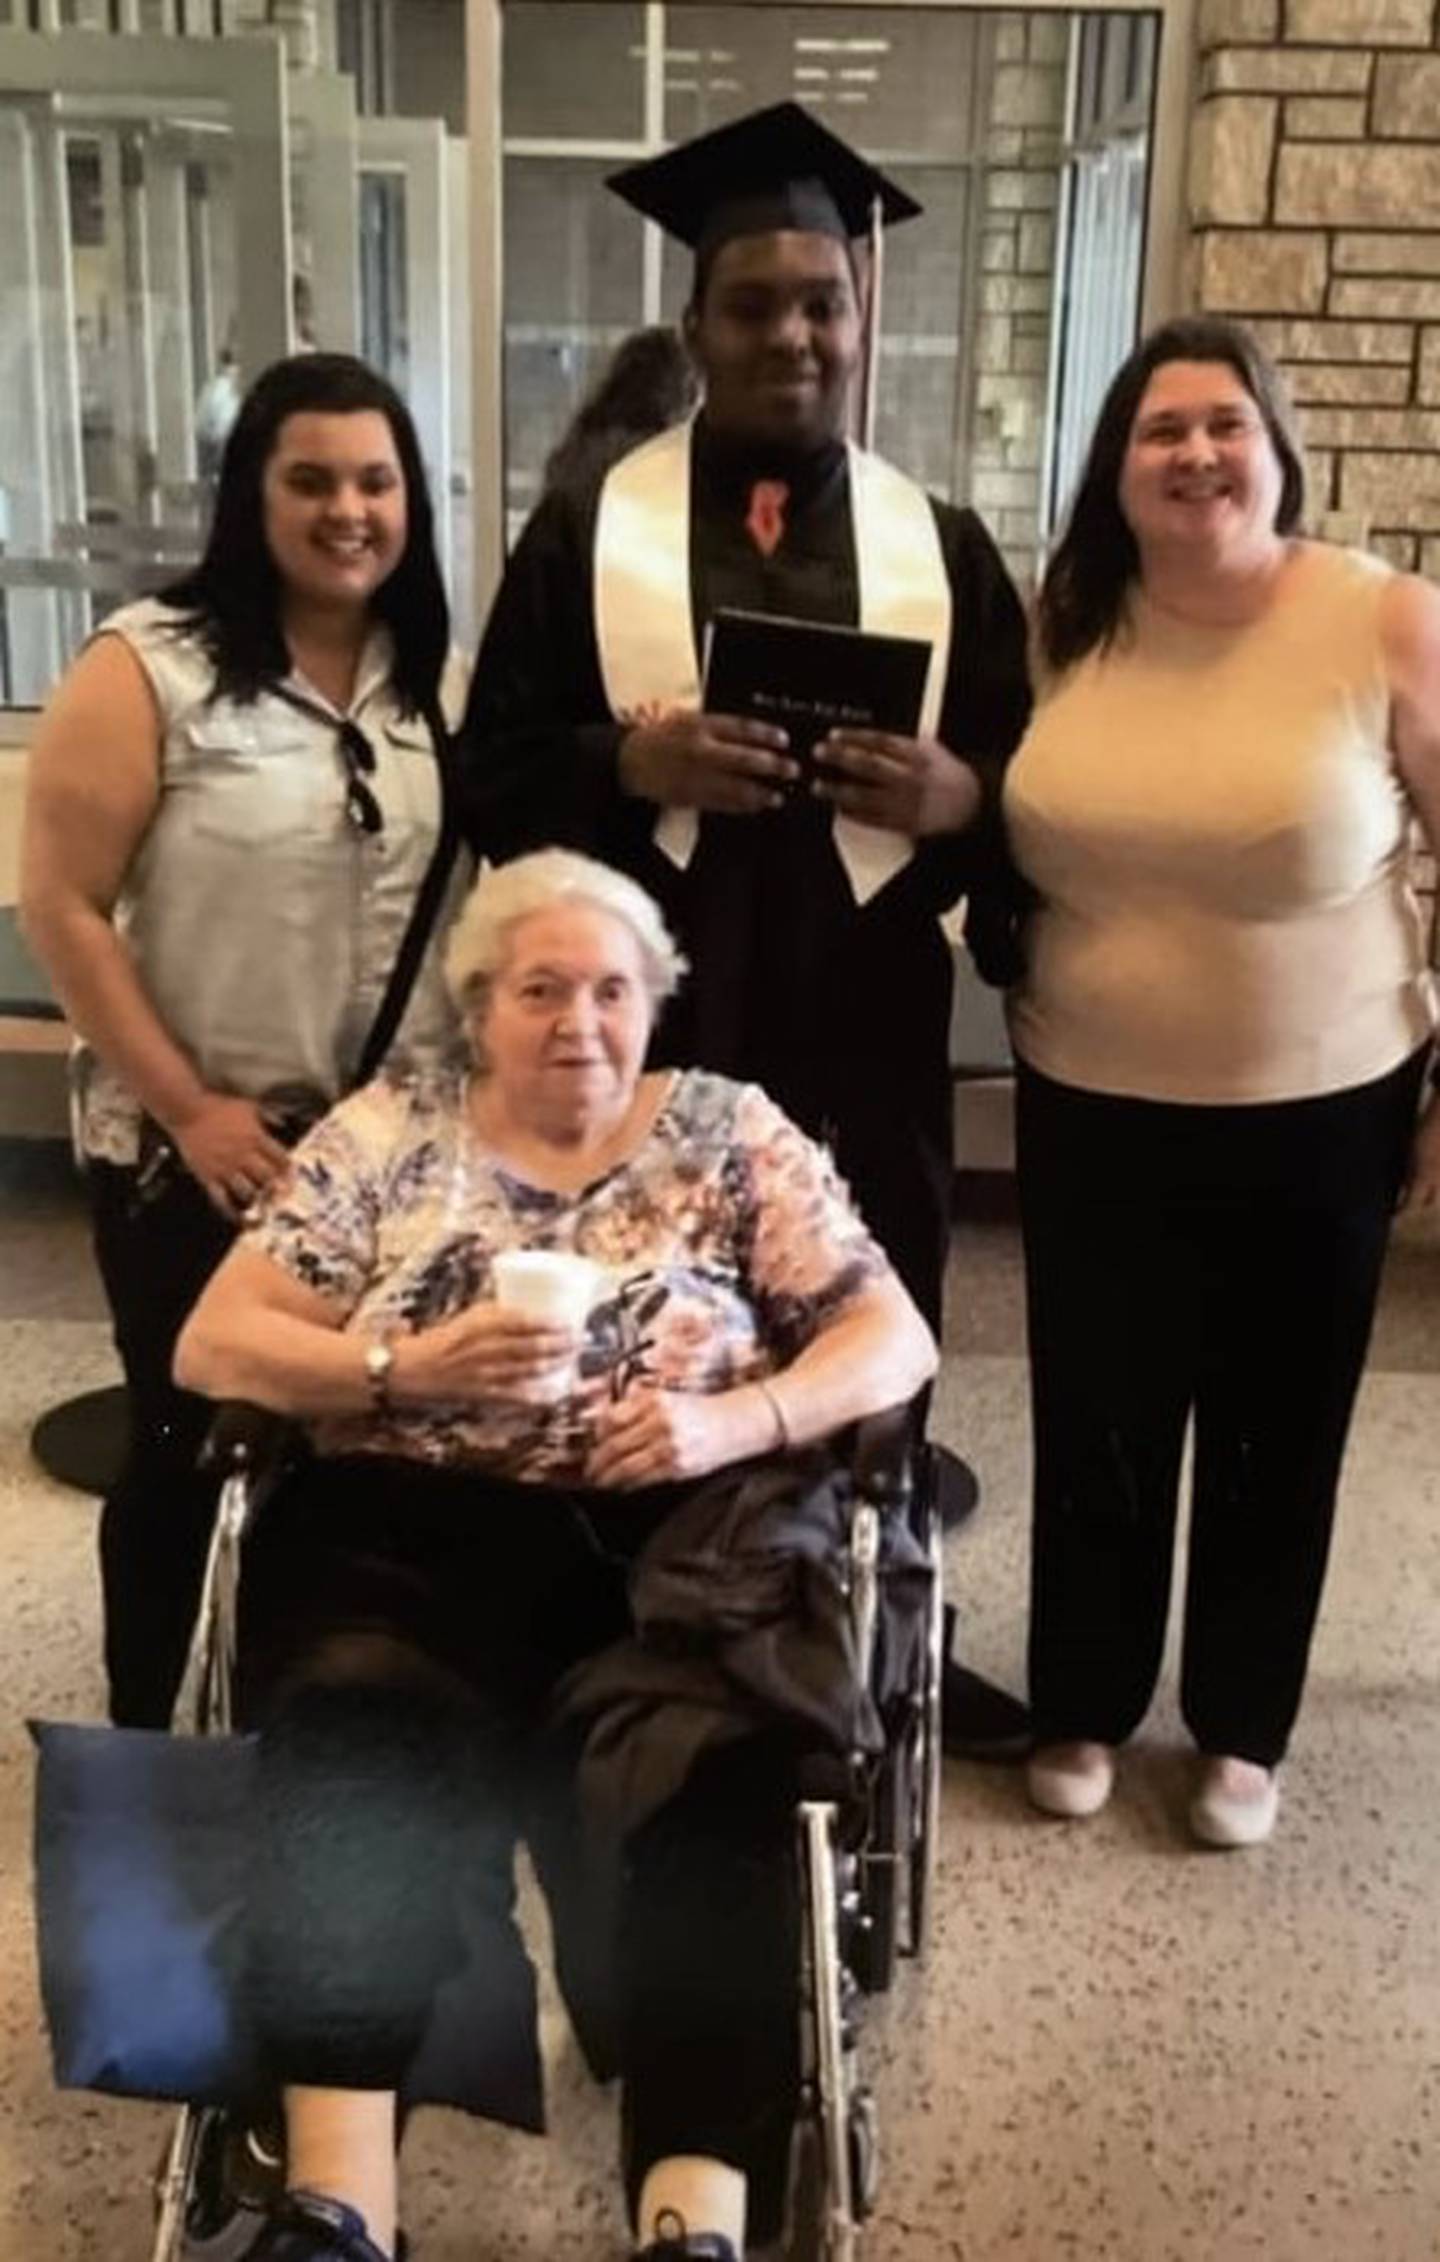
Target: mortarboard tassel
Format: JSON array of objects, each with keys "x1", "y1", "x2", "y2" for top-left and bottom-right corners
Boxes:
[{"x1": 861, "y1": 189, "x2": 884, "y2": 453}]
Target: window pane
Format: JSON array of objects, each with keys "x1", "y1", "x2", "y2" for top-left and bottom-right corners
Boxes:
[
  {"x1": 880, "y1": 164, "x2": 967, "y2": 345},
  {"x1": 505, "y1": 332, "x2": 632, "y2": 529},
  {"x1": 663, "y1": 6, "x2": 979, "y2": 159},
  {"x1": 874, "y1": 166, "x2": 968, "y2": 498},
  {"x1": 504, "y1": 2, "x2": 646, "y2": 141},
  {"x1": 502, "y1": 153, "x2": 645, "y2": 534},
  {"x1": 505, "y1": 155, "x2": 643, "y2": 331},
  {"x1": 359, "y1": 171, "x2": 409, "y2": 394},
  {"x1": 391, "y1": 0, "x2": 467, "y2": 133}
]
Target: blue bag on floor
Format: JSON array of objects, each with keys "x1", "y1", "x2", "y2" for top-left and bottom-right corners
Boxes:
[{"x1": 30, "y1": 1720, "x2": 545, "y2": 2129}]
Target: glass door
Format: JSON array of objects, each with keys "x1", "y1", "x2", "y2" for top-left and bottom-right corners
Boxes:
[
  {"x1": 1041, "y1": 10, "x2": 1156, "y2": 541},
  {"x1": 0, "y1": 28, "x2": 289, "y2": 702}
]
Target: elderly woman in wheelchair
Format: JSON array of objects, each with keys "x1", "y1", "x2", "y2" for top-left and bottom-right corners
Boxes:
[{"x1": 172, "y1": 848, "x2": 937, "y2": 2262}]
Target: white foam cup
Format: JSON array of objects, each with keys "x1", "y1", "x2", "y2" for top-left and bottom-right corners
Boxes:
[{"x1": 490, "y1": 1249, "x2": 604, "y2": 1400}]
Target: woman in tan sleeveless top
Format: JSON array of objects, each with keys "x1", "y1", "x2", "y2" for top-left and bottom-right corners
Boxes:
[{"x1": 1002, "y1": 318, "x2": 1440, "y2": 1847}]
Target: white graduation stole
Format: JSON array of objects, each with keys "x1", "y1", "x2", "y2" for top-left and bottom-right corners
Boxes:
[{"x1": 592, "y1": 415, "x2": 953, "y2": 905}]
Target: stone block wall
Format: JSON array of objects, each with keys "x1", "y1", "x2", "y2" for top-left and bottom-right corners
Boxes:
[
  {"x1": 968, "y1": 9, "x2": 1068, "y2": 586},
  {"x1": 1189, "y1": 0, "x2": 1440, "y2": 580}
]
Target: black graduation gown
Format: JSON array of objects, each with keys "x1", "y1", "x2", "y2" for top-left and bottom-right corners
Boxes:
[{"x1": 461, "y1": 424, "x2": 1031, "y2": 1328}]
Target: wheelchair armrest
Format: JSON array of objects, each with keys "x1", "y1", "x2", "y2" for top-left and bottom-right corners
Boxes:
[
  {"x1": 847, "y1": 1400, "x2": 917, "y2": 1518},
  {"x1": 197, "y1": 1401, "x2": 299, "y2": 1479}
]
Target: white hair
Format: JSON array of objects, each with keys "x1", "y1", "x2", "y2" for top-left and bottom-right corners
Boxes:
[{"x1": 442, "y1": 848, "x2": 688, "y2": 1019}]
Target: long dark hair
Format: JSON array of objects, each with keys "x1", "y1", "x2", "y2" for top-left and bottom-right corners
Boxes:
[
  {"x1": 542, "y1": 326, "x2": 698, "y2": 495},
  {"x1": 163, "y1": 353, "x2": 448, "y2": 717},
  {"x1": 1038, "y1": 317, "x2": 1306, "y2": 677}
]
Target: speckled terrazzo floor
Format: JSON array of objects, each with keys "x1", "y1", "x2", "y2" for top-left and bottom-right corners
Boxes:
[{"x1": 2, "y1": 1154, "x2": 1438, "y2": 2260}]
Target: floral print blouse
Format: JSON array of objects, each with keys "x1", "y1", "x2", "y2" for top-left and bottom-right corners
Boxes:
[{"x1": 249, "y1": 1065, "x2": 891, "y2": 1485}]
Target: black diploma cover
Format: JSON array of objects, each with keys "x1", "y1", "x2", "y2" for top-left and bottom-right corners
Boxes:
[{"x1": 702, "y1": 606, "x2": 931, "y2": 792}]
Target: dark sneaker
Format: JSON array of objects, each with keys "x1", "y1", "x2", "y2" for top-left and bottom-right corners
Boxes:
[
  {"x1": 182, "y1": 2198, "x2": 271, "y2": 2262},
  {"x1": 635, "y1": 2209, "x2": 740, "y2": 2260},
  {"x1": 245, "y1": 2193, "x2": 394, "y2": 2261}
]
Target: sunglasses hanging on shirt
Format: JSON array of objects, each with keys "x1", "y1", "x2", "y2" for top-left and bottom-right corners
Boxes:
[
  {"x1": 274, "y1": 672, "x2": 465, "y2": 1089},
  {"x1": 335, "y1": 716, "x2": 384, "y2": 836},
  {"x1": 269, "y1": 680, "x2": 385, "y2": 838}
]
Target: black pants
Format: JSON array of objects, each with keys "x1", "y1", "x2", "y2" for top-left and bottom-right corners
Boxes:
[
  {"x1": 1017, "y1": 1053, "x2": 1425, "y2": 1768},
  {"x1": 237, "y1": 1456, "x2": 801, "y2": 2242},
  {"x1": 88, "y1": 1160, "x2": 236, "y2": 1727},
  {"x1": 661, "y1": 869, "x2": 956, "y2": 1335}
]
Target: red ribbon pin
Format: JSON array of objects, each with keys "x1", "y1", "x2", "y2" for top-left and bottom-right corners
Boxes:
[{"x1": 744, "y1": 479, "x2": 790, "y2": 559}]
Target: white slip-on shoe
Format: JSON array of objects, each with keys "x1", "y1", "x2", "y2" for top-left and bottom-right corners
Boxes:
[
  {"x1": 1189, "y1": 1756, "x2": 1279, "y2": 1849},
  {"x1": 1026, "y1": 1740, "x2": 1116, "y2": 1819}
]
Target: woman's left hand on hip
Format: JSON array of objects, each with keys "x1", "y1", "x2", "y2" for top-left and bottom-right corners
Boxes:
[{"x1": 1398, "y1": 1089, "x2": 1440, "y2": 1212}]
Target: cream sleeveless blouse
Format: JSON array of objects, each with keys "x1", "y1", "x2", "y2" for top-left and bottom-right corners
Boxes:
[
  {"x1": 77, "y1": 599, "x2": 469, "y2": 1162},
  {"x1": 1004, "y1": 543, "x2": 1434, "y2": 1103}
]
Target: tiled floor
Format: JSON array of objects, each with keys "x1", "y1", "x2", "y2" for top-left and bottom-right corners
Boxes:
[{"x1": 2, "y1": 1153, "x2": 1438, "y2": 2260}]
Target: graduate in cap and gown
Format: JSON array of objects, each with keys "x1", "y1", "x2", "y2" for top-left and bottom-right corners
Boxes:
[{"x1": 463, "y1": 102, "x2": 1033, "y2": 1753}]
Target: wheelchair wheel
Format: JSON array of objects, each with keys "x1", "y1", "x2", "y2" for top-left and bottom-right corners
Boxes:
[
  {"x1": 908, "y1": 1483, "x2": 945, "y2": 1958},
  {"x1": 784, "y1": 2109, "x2": 825, "y2": 2262},
  {"x1": 794, "y1": 1799, "x2": 873, "y2": 2260},
  {"x1": 853, "y1": 1747, "x2": 904, "y2": 1995},
  {"x1": 847, "y1": 2087, "x2": 880, "y2": 2218},
  {"x1": 151, "y1": 2108, "x2": 207, "y2": 2262},
  {"x1": 785, "y1": 2090, "x2": 878, "y2": 2261},
  {"x1": 856, "y1": 1453, "x2": 944, "y2": 1988}
]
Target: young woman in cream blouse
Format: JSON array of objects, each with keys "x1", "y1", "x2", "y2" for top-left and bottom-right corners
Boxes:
[
  {"x1": 1003, "y1": 317, "x2": 1440, "y2": 1848},
  {"x1": 20, "y1": 354, "x2": 467, "y2": 1732}
]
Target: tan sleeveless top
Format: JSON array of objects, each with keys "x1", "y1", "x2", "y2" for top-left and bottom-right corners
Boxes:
[{"x1": 1004, "y1": 543, "x2": 1435, "y2": 1104}]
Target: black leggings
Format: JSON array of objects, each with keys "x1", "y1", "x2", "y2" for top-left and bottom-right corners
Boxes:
[
  {"x1": 88, "y1": 1161, "x2": 235, "y2": 1727},
  {"x1": 237, "y1": 1456, "x2": 801, "y2": 2240},
  {"x1": 1017, "y1": 1051, "x2": 1425, "y2": 1768}
]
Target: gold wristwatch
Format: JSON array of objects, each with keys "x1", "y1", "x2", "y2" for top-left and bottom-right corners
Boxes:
[{"x1": 364, "y1": 1338, "x2": 395, "y2": 1413}]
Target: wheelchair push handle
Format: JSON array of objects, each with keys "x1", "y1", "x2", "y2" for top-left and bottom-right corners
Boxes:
[
  {"x1": 847, "y1": 1402, "x2": 916, "y2": 1518},
  {"x1": 197, "y1": 1401, "x2": 297, "y2": 1478}
]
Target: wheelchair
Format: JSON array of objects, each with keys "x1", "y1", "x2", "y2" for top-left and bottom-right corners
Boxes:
[
  {"x1": 148, "y1": 1401, "x2": 944, "y2": 2262},
  {"x1": 787, "y1": 1411, "x2": 945, "y2": 2261}
]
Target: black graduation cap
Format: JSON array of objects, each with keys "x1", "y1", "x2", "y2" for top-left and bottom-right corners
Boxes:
[{"x1": 607, "y1": 100, "x2": 922, "y2": 270}]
